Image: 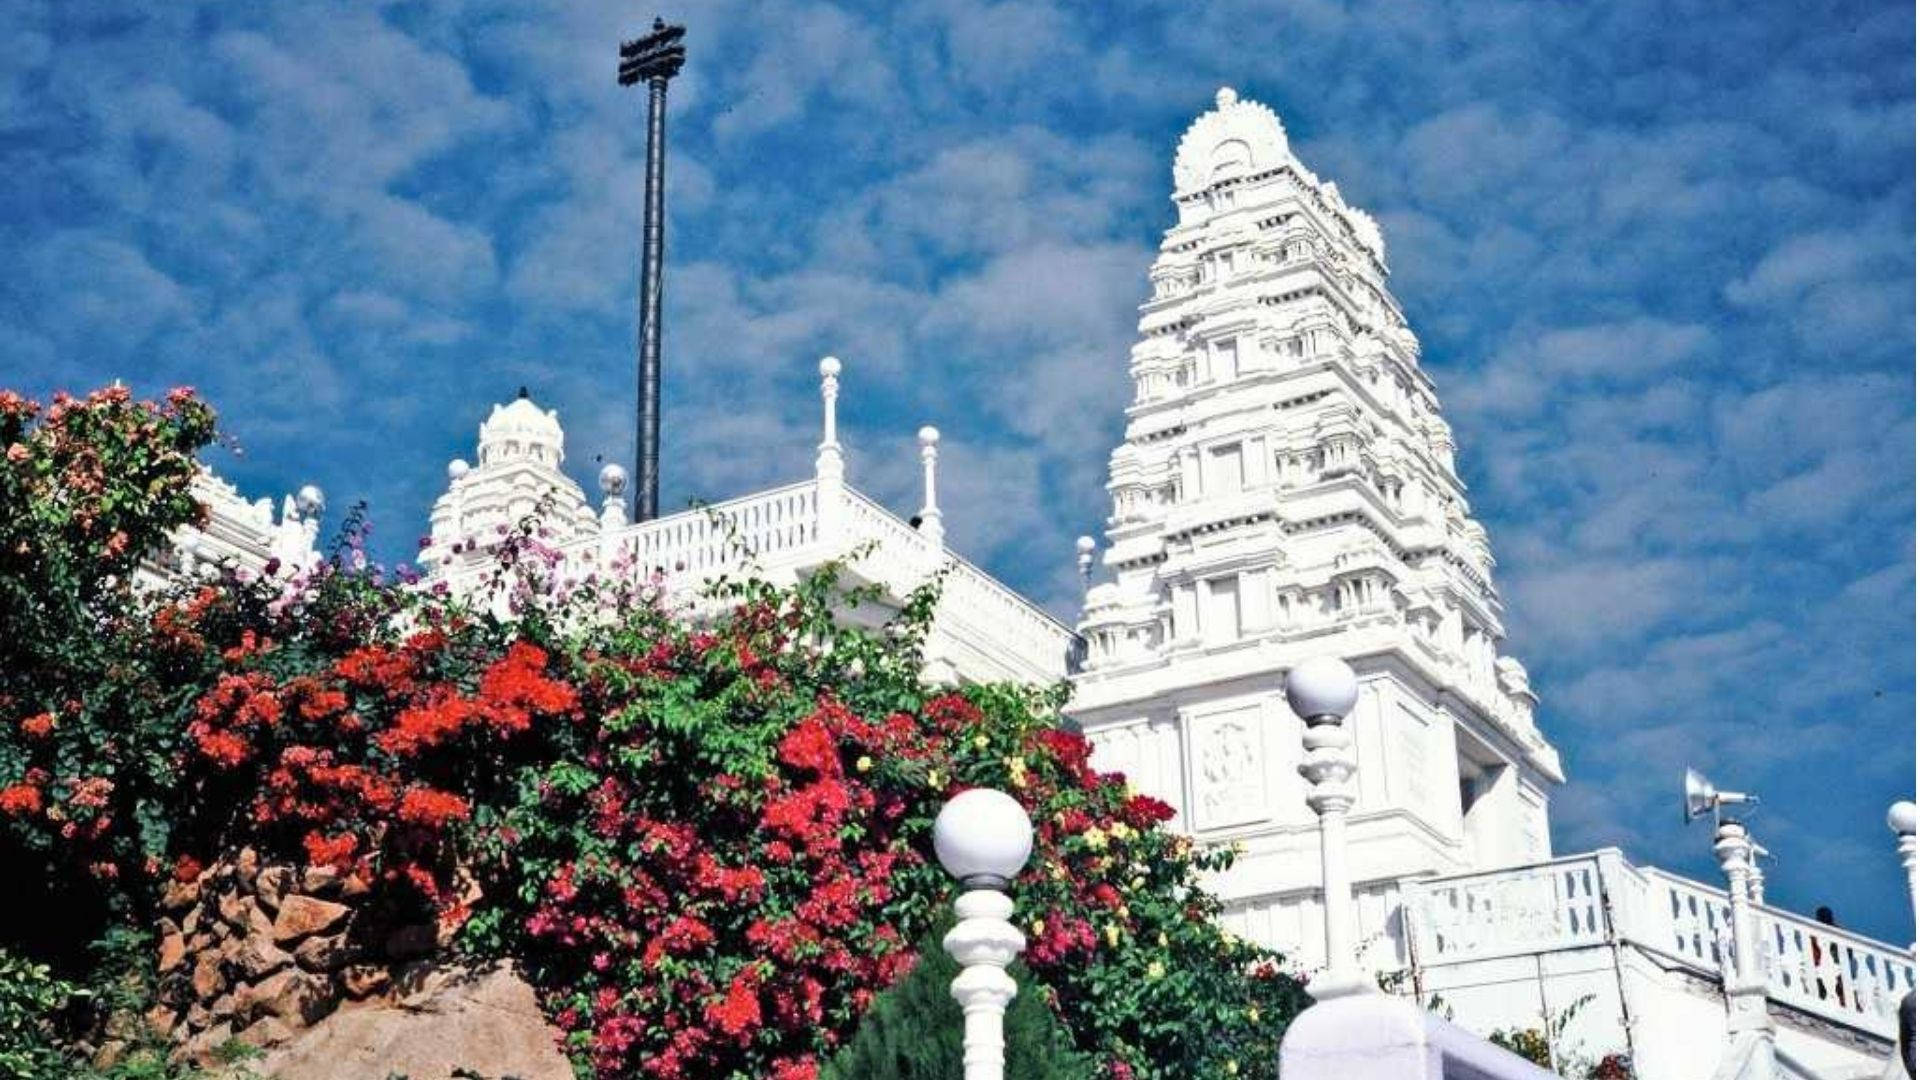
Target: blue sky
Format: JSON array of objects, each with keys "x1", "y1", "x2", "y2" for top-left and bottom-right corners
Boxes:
[{"x1": 2, "y1": 1, "x2": 1913, "y2": 942}]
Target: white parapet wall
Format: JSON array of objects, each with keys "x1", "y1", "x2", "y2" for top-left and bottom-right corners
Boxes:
[{"x1": 1400, "y1": 850, "x2": 1914, "y2": 1079}]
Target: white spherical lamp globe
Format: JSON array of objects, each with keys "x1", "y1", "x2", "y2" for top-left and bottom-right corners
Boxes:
[
  {"x1": 933, "y1": 788, "x2": 1033, "y2": 888},
  {"x1": 294, "y1": 484, "x2": 326, "y2": 516},
  {"x1": 598, "y1": 462, "x2": 628, "y2": 496},
  {"x1": 447, "y1": 458, "x2": 471, "y2": 481},
  {"x1": 918, "y1": 425, "x2": 940, "y2": 447},
  {"x1": 1889, "y1": 801, "x2": 1917, "y2": 836},
  {"x1": 819, "y1": 355, "x2": 842, "y2": 378},
  {"x1": 1287, "y1": 656, "x2": 1359, "y2": 721},
  {"x1": 1076, "y1": 535, "x2": 1096, "y2": 555}
]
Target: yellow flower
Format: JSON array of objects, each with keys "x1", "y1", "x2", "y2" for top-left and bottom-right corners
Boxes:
[
  {"x1": 1129, "y1": 875, "x2": 1146, "y2": 890},
  {"x1": 855, "y1": 755, "x2": 873, "y2": 773},
  {"x1": 1104, "y1": 924, "x2": 1122, "y2": 947},
  {"x1": 1109, "y1": 821, "x2": 1133, "y2": 841},
  {"x1": 1157, "y1": 932, "x2": 1168, "y2": 947},
  {"x1": 972, "y1": 734, "x2": 990, "y2": 749},
  {"x1": 1226, "y1": 1062, "x2": 1239, "y2": 1075},
  {"x1": 927, "y1": 769, "x2": 945, "y2": 789},
  {"x1": 1083, "y1": 827, "x2": 1108, "y2": 851},
  {"x1": 1116, "y1": 904, "x2": 1130, "y2": 920},
  {"x1": 1032, "y1": 919, "x2": 1046, "y2": 936},
  {"x1": 1247, "y1": 1005, "x2": 1261, "y2": 1023},
  {"x1": 1005, "y1": 756, "x2": 1028, "y2": 788},
  {"x1": 1146, "y1": 960, "x2": 1165, "y2": 980}
]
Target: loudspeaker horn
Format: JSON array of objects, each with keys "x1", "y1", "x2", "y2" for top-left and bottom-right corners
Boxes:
[{"x1": 1682, "y1": 767, "x2": 1756, "y2": 824}]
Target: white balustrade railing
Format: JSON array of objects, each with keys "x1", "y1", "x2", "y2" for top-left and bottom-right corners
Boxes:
[
  {"x1": 433, "y1": 479, "x2": 1076, "y2": 683},
  {"x1": 1642, "y1": 868, "x2": 1915, "y2": 1037},
  {"x1": 594, "y1": 481, "x2": 820, "y2": 582},
  {"x1": 1405, "y1": 854, "x2": 1916, "y2": 1042},
  {"x1": 839, "y1": 490, "x2": 1077, "y2": 678},
  {"x1": 1410, "y1": 854, "x2": 1610, "y2": 964}
]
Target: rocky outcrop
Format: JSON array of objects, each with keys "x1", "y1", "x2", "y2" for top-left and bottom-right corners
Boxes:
[
  {"x1": 151, "y1": 849, "x2": 481, "y2": 1068},
  {"x1": 246, "y1": 962, "x2": 573, "y2": 1080}
]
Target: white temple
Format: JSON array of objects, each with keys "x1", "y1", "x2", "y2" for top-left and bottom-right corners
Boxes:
[
  {"x1": 171, "y1": 88, "x2": 1912, "y2": 1080},
  {"x1": 138, "y1": 469, "x2": 323, "y2": 590},
  {"x1": 1067, "y1": 88, "x2": 1911, "y2": 1080},
  {"x1": 1070, "y1": 85, "x2": 1561, "y2": 965}
]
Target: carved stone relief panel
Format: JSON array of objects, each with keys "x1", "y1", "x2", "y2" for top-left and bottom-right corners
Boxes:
[{"x1": 1187, "y1": 703, "x2": 1269, "y2": 831}]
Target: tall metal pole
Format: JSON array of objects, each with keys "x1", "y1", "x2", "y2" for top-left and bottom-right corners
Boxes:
[{"x1": 619, "y1": 18, "x2": 685, "y2": 522}]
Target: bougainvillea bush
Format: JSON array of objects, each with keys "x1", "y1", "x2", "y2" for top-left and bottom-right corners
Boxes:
[{"x1": 0, "y1": 385, "x2": 1310, "y2": 1078}]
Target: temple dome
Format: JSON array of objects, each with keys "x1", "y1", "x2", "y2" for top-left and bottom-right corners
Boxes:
[
  {"x1": 478, "y1": 392, "x2": 565, "y2": 467},
  {"x1": 1172, "y1": 86, "x2": 1294, "y2": 196}
]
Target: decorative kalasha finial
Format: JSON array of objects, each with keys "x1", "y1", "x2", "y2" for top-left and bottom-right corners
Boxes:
[
  {"x1": 918, "y1": 425, "x2": 944, "y2": 546},
  {"x1": 1075, "y1": 535, "x2": 1096, "y2": 587},
  {"x1": 934, "y1": 788, "x2": 1033, "y2": 1079},
  {"x1": 1890, "y1": 801, "x2": 1917, "y2": 951},
  {"x1": 447, "y1": 459, "x2": 470, "y2": 481},
  {"x1": 1287, "y1": 655, "x2": 1368, "y2": 1001},
  {"x1": 1216, "y1": 85, "x2": 1239, "y2": 109},
  {"x1": 619, "y1": 17, "x2": 688, "y2": 523}
]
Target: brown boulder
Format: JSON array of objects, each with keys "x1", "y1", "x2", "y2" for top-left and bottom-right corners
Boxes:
[
  {"x1": 171, "y1": 1020, "x2": 233, "y2": 1066},
  {"x1": 231, "y1": 937, "x2": 294, "y2": 981},
  {"x1": 157, "y1": 928, "x2": 187, "y2": 974},
  {"x1": 190, "y1": 951, "x2": 226, "y2": 1000},
  {"x1": 298, "y1": 865, "x2": 342, "y2": 898},
  {"x1": 144, "y1": 1003, "x2": 179, "y2": 1039},
  {"x1": 255, "y1": 865, "x2": 292, "y2": 911},
  {"x1": 271, "y1": 894, "x2": 351, "y2": 945},
  {"x1": 240, "y1": 967, "x2": 334, "y2": 1027},
  {"x1": 293, "y1": 931, "x2": 352, "y2": 973},
  {"x1": 235, "y1": 1014, "x2": 297, "y2": 1051},
  {"x1": 253, "y1": 963, "x2": 571, "y2": 1080}
]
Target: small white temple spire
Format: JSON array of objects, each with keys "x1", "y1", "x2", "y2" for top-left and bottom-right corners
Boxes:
[
  {"x1": 917, "y1": 425, "x2": 944, "y2": 546},
  {"x1": 1075, "y1": 535, "x2": 1096, "y2": 589},
  {"x1": 816, "y1": 357, "x2": 845, "y2": 546}
]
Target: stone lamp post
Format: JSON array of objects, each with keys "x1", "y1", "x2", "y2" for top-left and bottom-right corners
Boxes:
[
  {"x1": 1287, "y1": 654, "x2": 1368, "y2": 1001},
  {"x1": 1892, "y1": 801, "x2": 1917, "y2": 952},
  {"x1": 934, "y1": 788, "x2": 1034, "y2": 1080}
]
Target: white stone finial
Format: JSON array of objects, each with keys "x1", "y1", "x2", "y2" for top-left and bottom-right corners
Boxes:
[
  {"x1": 1216, "y1": 86, "x2": 1238, "y2": 109},
  {"x1": 816, "y1": 356, "x2": 845, "y2": 484},
  {"x1": 447, "y1": 459, "x2": 470, "y2": 481},
  {"x1": 294, "y1": 484, "x2": 326, "y2": 518},
  {"x1": 597, "y1": 463, "x2": 629, "y2": 532},
  {"x1": 1075, "y1": 535, "x2": 1096, "y2": 587},
  {"x1": 918, "y1": 425, "x2": 944, "y2": 546}
]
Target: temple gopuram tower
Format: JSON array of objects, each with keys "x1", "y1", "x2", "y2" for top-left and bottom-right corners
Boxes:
[{"x1": 1068, "y1": 88, "x2": 1564, "y2": 976}]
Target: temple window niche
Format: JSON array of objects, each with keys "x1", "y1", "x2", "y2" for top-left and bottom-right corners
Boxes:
[{"x1": 1455, "y1": 731, "x2": 1512, "y2": 865}]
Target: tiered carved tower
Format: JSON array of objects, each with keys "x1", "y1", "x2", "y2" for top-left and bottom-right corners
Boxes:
[{"x1": 1069, "y1": 89, "x2": 1564, "y2": 975}]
